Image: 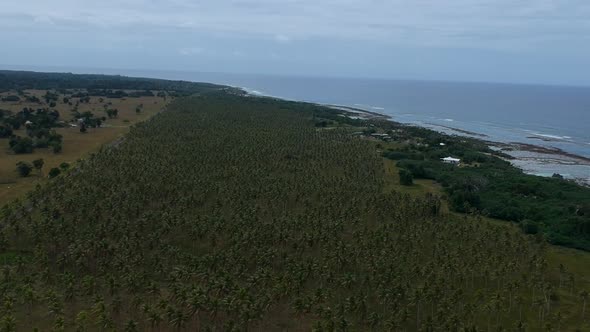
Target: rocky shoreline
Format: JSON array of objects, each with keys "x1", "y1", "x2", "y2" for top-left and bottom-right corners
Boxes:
[
  {"x1": 330, "y1": 104, "x2": 590, "y2": 186},
  {"x1": 325, "y1": 104, "x2": 392, "y2": 120}
]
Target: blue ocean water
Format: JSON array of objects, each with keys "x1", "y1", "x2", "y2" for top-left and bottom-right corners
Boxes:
[
  {"x1": 7, "y1": 66, "x2": 589, "y2": 181},
  {"x1": 188, "y1": 73, "x2": 590, "y2": 157},
  {"x1": 170, "y1": 72, "x2": 590, "y2": 182}
]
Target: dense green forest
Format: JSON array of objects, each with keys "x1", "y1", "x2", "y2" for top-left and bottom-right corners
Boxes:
[
  {"x1": 382, "y1": 126, "x2": 590, "y2": 251},
  {"x1": 1, "y1": 91, "x2": 588, "y2": 330},
  {"x1": 0, "y1": 70, "x2": 228, "y2": 96}
]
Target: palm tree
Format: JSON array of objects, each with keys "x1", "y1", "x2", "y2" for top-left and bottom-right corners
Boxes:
[
  {"x1": 411, "y1": 288, "x2": 423, "y2": 331},
  {"x1": 484, "y1": 302, "x2": 493, "y2": 332},
  {"x1": 169, "y1": 309, "x2": 187, "y2": 331},
  {"x1": 0, "y1": 314, "x2": 16, "y2": 332},
  {"x1": 568, "y1": 274, "x2": 575, "y2": 294},
  {"x1": 75, "y1": 311, "x2": 89, "y2": 332},
  {"x1": 554, "y1": 311, "x2": 563, "y2": 332},
  {"x1": 53, "y1": 316, "x2": 65, "y2": 332},
  {"x1": 147, "y1": 310, "x2": 162, "y2": 331},
  {"x1": 367, "y1": 312, "x2": 380, "y2": 331},
  {"x1": 515, "y1": 320, "x2": 526, "y2": 332},
  {"x1": 533, "y1": 298, "x2": 545, "y2": 327},
  {"x1": 2, "y1": 90, "x2": 585, "y2": 331},
  {"x1": 558, "y1": 264, "x2": 566, "y2": 289},
  {"x1": 514, "y1": 295, "x2": 524, "y2": 322},
  {"x1": 124, "y1": 320, "x2": 139, "y2": 332},
  {"x1": 581, "y1": 290, "x2": 589, "y2": 321}
]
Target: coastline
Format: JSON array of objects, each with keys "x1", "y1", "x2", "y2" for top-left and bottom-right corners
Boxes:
[
  {"x1": 322, "y1": 104, "x2": 392, "y2": 120},
  {"x1": 241, "y1": 88, "x2": 590, "y2": 187},
  {"x1": 425, "y1": 123, "x2": 488, "y2": 137},
  {"x1": 324, "y1": 102, "x2": 590, "y2": 187}
]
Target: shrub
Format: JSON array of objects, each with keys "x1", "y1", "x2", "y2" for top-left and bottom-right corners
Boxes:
[
  {"x1": 4, "y1": 117, "x2": 21, "y2": 130},
  {"x1": 32, "y1": 158, "x2": 44, "y2": 173},
  {"x1": 48, "y1": 167, "x2": 61, "y2": 178},
  {"x1": 399, "y1": 169, "x2": 414, "y2": 186},
  {"x1": 383, "y1": 151, "x2": 408, "y2": 160},
  {"x1": 2, "y1": 95, "x2": 20, "y2": 102},
  {"x1": 51, "y1": 142, "x2": 63, "y2": 153},
  {"x1": 26, "y1": 96, "x2": 41, "y2": 103},
  {"x1": 34, "y1": 137, "x2": 50, "y2": 148},
  {"x1": 9, "y1": 136, "x2": 34, "y2": 154},
  {"x1": 0, "y1": 125, "x2": 13, "y2": 138},
  {"x1": 450, "y1": 190, "x2": 481, "y2": 213},
  {"x1": 106, "y1": 109, "x2": 119, "y2": 118},
  {"x1": 398, "y1": 160, "x2": 431, "y2": 179},
  {"x1": 521, "y1": 220, "x2": 539, "y2": 235},
  {"x1": 16, "y1": 161, "x2": 33, "y2": 177}
]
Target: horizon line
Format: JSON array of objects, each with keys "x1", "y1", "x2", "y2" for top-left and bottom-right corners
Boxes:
[{"x1": 2, "y1": 63, "x2": 590, "y2": 89}]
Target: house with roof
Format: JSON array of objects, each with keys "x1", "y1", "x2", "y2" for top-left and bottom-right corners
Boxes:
[{"x1": 441, "y1": 156, "x2": 461, "y2": 165}]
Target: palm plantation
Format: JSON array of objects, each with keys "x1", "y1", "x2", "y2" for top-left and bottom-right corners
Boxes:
[{"x1": 0, "y1": 92, "x2": 589, "y2": 330}]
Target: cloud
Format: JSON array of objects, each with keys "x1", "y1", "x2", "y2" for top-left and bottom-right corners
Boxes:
[
  {"x1": 275, "y1": 34, "x2": 290, "y2": 44},
  {"x1": 178, "y1": 47, "x2": 204, "y2": 56},
  {"x1": 2, "y1": 0, "x2": 590, "y2": 85},
  {"x1": 32, "y1": 15, "x2": 55, "y2": 25},
  {"x1": 232, "y1": 50, "x2": 246, "y2": 57},
  {"x1": 2, "y1": 0, "x2": 589, "y2": 51}
]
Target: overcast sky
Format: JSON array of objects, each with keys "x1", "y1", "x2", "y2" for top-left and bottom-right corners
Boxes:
[{"x1": 1, "y1": 0, "x2": 590, "y2": 85}]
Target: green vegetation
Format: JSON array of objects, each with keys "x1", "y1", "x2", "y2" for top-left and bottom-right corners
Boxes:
[
  {"x1": 1, "y1": 92, "x2": 589, "y2": 330},
  {"x1": 382, "y1": 129, "x2": 590, "y2": 251},
  {"x1": 1, "y1": 95, "x2": 20, "y2": 102},
  {"x1": 1, "y1": 106, "x2": 63, "y2": 154},
  {"x1": 0, "y1": 70, "x2": 231, "y2": 96},
  {"x1": 32, "y1": 158, "x2": 44, "y2": 175},
  {"x1": 0, "y1": 70, "x2": 234, "y2": 205},
  {"x1": 0, "y1": 124, "x2": 13, "y2": 138},
  {"x1": 0, "y1": 69, "x2": 229, "y2": 157},
  {"x1": 48, "y1": 167, "x2": 61, "y2": 178},
  {"x1": 8, "y1": 136, "x2": 34, "y2": 154},
  {"x1": 15, "y1": 161, "x2": 33, "y2": 177},
  {"x1": 106, "y1": 109, "x2": 119, "y2": 119},
  {"x1": 399, "y1": 168, "x2": 414, "y2": 185}
]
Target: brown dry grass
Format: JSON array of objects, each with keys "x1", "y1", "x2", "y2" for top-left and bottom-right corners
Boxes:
[{"x1": 0, "y1": 90, "x2": 170, "y2": 204}]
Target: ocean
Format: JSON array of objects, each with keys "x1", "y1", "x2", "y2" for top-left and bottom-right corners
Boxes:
[
  {"x1": 6, "y1": 66, "x2": 590, "y2": 183},
  {"x1": 161, "y1": 71, "x2": 590, "y2": 183}
]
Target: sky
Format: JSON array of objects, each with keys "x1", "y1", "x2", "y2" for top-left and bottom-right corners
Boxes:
[{"x1": 1, "y1": 0, "x2": 590, "y2": 85}]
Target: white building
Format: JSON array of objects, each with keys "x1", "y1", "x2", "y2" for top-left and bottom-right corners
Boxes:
[{"x1": 441, "y1": 157, "x2": 461, "y2": 164}]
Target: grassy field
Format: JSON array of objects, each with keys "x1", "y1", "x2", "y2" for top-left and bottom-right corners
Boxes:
[{"x1": 0, "y1": 90, "x2": 168, "y2": 204}]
